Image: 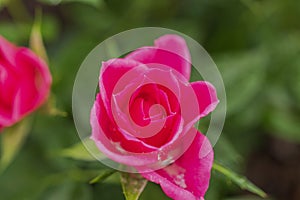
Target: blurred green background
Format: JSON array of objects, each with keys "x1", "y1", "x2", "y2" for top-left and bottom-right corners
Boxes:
[{"x1": 0, "y1": 0, "x2": 299, "y2": 199}]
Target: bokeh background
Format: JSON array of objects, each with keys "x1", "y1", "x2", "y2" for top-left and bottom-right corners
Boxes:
[{"x1": 0, "y1": 0, "x2": 299, "y2": 200}]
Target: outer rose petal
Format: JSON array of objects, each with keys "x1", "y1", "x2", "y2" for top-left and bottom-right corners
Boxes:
[
  {"x1": 15, "y1": 48, "x2": 52, "y2": 115},
  {"x1": 0, "y1": 35, "x2": 17, "y2": 67},
  {"x1": 191, "y1": 81, "x2": 219, "y2": 118},
  {"x1": 99, "y1": 58, "x2": 145, "y2": 117},
  {"x1": 126, "y1": 34, "x2": 191, "y2": 80},
  {"x1": 141, "y1": 130, "x2": 213, "y2": 200}
]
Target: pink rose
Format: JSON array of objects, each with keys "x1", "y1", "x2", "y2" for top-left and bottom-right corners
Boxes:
[
  {"x1": 0, "y1": 36, "x2": 51, "y2": 131},
  {"x1": 91, "y1": 35, "x2": 218, "y2": 200}
]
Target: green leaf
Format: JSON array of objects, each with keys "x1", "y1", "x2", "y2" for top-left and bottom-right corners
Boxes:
[
  {"x1": 0, "y1": 22, "x2": 31, "y2": 43},
  {"x1": 30, "y1": 7, "x2": 49, "y2": 63},
  {"x1": 89, "y1": 169, "x2": 116, "y2": 184},
  {"x1": 217, "y1": 50, "x2": 267, "y2": 115},
  {"x1": 38, "y1": 0, "x2": 102, "y2": 8},
  {"x1": 120, "y1": 173, "x2": 148, "y2": 200},
  {"x1": 267, "y1": 109, "x2": 300, "y2": 142},
  {"x1": 61, "y1": 138, "x2": 104, "y2": 161},
  {"x1": 0, "y1": 0, "x2": 8, "y2": 9},
  {"x1": 214, "y1": 135, "x2": 243, "y2": 169},
  {"x1": 0, "y1": 118, "x2": 32, "y2": 174},
  {"x1": 41, "y1": 95, "x2": 68, "y2": 117},
  {"x1": 212, "y1": 162, "x2": 267, "y2": 198},
  {"x1": 4, "y1": 0, "x2": 31, "y2": 22},
  {"x1": 41, "y1": 181, "x2": 93, "y2": 200},
  {"x1": 224, "y1": 195, "x2": 273, "y2": 200}
]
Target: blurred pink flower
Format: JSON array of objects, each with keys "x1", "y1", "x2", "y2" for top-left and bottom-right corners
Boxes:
[
  {"x1": 91, "y1": 34, "x2": 218, "y2": 200},
  {"x1": 0, "y1": 36, "x2": 51, "y2": 131}
]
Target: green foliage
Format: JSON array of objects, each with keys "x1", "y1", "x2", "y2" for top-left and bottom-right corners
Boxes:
[
  {"x1": 224, "y1": 195, "x2": 273, "y2": 200},
  {"x1": 0, "y1": 0, "x2": 8, "y2": 10},
  {"x1": 30, "y1": 7, "x2": 49, "y2": 63},
  {"x1": 60, "y1": 138, "x2": 99, "y2": 162},
  {"x1": 38, "y1": 0, "x2": 102, "y2": 8},
  {"x1": 0, "y1": 118, "x2": 32, "y2": 174},
  {"x1": 267, "y1": 109, "x2": 300, "y2": 142},
  {"x1": 120, "y1": 173, "x2": 148, "y2": 200},
  {"x1": 89, "y1": 169, "x2": 116, "y2": 184},
  {"x1": 212, "y1": 162, "x2": 267, "y2": 198},
  {"x1": 217, "y1": 50, "x2": 267, "y2": 116}
]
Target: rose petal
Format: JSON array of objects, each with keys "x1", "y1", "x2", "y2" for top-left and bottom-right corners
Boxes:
[
  {"x1": 126, "y1": 34, "x2": 191, "y2": 80},
  {"x1": 191, "y1": 81, "x2": 219, "y2": 118},
  {"x1": 15, "y1": 48, "x2": 51, "y2": 115},
  {"x1": 99, "y1": 58, "x2": 146, "y2": 117},
  {"x1": 0, "y1": 36, "x2": 19, "y2": 121},
  {"x1": 0, "y1": 63, "x2": 19, "y2": 122},
  {"x1": 128, "y1": 83, "x2": 181, "y2": 147},
  {"x1": 141, "y1": 130, "x2": 214, "y2": 200},
  {"x1": 92, "y1": 94, "x2": 156, "y2": 153},
  {"x1": 0, "y1": 35, "x2": 17, "y2": 67},
  {"x1": 92, "y1": 95, "x2": 195, "y2": 170}
]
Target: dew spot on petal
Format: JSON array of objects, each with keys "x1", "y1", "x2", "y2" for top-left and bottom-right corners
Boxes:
[{"x1": 163, "y1": 164, "x2": 187, "y2": 188}]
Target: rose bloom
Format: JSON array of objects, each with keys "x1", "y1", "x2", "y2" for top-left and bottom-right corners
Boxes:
[
  {"x1": 91, "y1": 35, "x2": 218, "y2": 200},
  {"x1": 0, "y1": 36, "x2": 51, "y2": 131}
]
